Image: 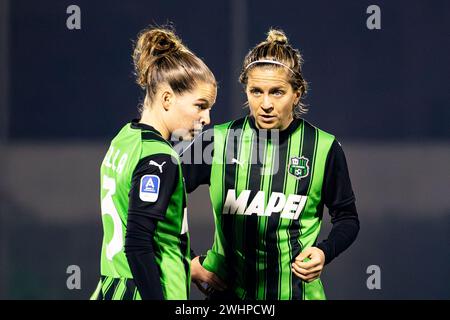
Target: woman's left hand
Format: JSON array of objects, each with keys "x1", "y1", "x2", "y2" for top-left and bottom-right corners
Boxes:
[{"x1": 291, "y1": 247, "x2": 325, "y2": 283}]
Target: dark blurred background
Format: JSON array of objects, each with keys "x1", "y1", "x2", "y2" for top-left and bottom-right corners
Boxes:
[{"x1": 0, "y1": 0, "x2": 448, "y2": 299}]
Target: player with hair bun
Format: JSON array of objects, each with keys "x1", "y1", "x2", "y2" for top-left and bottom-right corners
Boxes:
[{"x1": 91, "y1": 26, "x2": 217, "y2": 300}]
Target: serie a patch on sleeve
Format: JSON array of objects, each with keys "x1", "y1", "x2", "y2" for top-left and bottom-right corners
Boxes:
[{"x1": 139, "y1": 175, "x2": 160, "y2": 202}]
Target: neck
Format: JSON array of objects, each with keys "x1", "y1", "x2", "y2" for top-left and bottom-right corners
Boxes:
[
  {"x1": 281, "y1": 115, "x2": 294, "y2": 131},
  {"x1": 139, "y1": 106, "x2": 170, "y2": 140}
]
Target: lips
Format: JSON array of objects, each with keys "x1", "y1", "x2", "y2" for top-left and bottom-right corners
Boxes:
[{"x1": 259, "y1": 114, "x2": 276, "y2": 122}]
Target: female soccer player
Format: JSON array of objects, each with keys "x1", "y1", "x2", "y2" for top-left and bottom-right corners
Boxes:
[
  {"x1": 183, "y1": 29, "x2": 359, "y2": 300},
  {"x1": 91, "y1": 26, "x2": 216, "y2": 300}
]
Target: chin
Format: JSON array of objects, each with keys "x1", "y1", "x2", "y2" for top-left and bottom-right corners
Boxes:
[{"x1": 183, "y1": 132, "x2": 195, "y2": 141}]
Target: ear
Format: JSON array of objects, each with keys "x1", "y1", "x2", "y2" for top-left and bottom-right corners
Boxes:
[
  {"x1": 294, "y1": 89, "x2": 302, "y2": 105},
  {"x1": 161, "y1": 89, "x2": 174, "y2": 111}
]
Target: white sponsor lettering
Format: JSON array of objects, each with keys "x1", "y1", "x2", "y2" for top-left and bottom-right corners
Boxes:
[{"x1": 223, "y1": 189, "x2": 307, "y2": 219}]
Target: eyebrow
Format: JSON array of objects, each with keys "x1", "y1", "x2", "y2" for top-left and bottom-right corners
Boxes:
[
  {"x1": 249, "y1": 85, "x2": 285, "y2": 91},
  {"x1": 195, "y1": 98, "x2": 212, "y2": 107}
]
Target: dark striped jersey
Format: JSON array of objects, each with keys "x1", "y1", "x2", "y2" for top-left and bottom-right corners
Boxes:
[
  {"x1": 92, "y1": 120, "x2": 190, "y2": 300},
  {"x1": 181, "y1": 116, "x2": 358, "y2": 300}
]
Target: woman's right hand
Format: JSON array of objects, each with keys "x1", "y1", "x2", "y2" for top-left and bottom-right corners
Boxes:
[{"x1": 191, "y1": 256, "x2": 227, "y2": 295}]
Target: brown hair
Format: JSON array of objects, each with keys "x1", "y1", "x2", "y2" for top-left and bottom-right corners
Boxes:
[
  {"x1": 133, "y1": 26, "x2": 216, "y2": 111},
  {"x1": 239, "y1": 29, "x2": 308, "y2": 117}
]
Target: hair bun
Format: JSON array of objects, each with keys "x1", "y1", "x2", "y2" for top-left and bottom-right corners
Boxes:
[
  {"x1": 146, "y1": 29, "x2": 182, "y2": 56},
  {"x1": 149, "y1": 30, "x2": 182, "y2": 56},
  {"x1": 266, "y1": 29, "x2": 288, "y2": 45},
  {"x1": 133, "y1": 27, "x2": 186, "y2": 88}
]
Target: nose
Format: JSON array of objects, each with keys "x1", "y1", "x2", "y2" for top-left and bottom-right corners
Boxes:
[
  {"x1": 261, "y1": 94, "x2": 273, "y2": 112},
  {"x1": 200, "y1": 109, "x2": 210, "y2": 126}
]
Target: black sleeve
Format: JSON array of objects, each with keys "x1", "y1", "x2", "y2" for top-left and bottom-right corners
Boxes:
[
  {"x1": 125, "y1": 216, "x2": 163, "y2": 300},
  {"x1": 316, "y1": 140, "x2": 360, "y2": 265},
  {"x1": 190, "y1": 248, "x2": 197, "y2": 260},
  {"x1": 124, "y1": 153, "x2": 179, "y2": 299},
  {"x1": 179, "y1": 130, "x2": 214, "y2": 193},
  {"x1": 128, "y1": 153, "x2": 179, "y2": 220}
]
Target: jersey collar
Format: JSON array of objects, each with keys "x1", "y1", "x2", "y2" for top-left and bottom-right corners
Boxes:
[{"x1": 130, "y1": 119, "x2": 164, "y2": 137}]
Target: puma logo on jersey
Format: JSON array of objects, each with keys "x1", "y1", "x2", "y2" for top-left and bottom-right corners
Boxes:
[
  {"x1": 149, "y1": 160, "x2": 166, "y2": 173},
  {"x1": 223, "y1": 189, "x2": 307, "y2": 220},
  {"x1": 231, "y1": 158, "x2": 244, "y2": 167}
]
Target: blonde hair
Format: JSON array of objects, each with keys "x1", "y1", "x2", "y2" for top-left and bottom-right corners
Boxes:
[
  {"x1": 239, "y1": 29, "x2": 309, "y2": 117},
  {"x1": 133, "y1": 26, "x2": 216, "y2": 112}
]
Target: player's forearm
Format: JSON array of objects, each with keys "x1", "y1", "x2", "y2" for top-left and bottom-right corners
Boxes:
[
  {"x1": 316, "y1": 204, "x2": 360, "y2": 265},
  {"x1": 125, "y1": 214, "x2": 164, "y2": 299},
  {"x1": 125, "y1": 250, "x2": 164, "y2": 299}
]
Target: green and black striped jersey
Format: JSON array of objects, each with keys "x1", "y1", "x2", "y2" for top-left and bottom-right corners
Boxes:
[
  {"x1": 92, "y1": 120, "x2": 190, "y2": 300},
  {"x1": 182, "y1": 116, "x2": 358, "y2": 300}
]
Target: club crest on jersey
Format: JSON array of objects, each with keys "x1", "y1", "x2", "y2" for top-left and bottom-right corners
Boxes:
[
  {"x1": 139, "y1": 175, "x2": 160, "y2": 202},
  {"x1": 288, "y1": 156, "x2": 309, "y2": 179}
]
